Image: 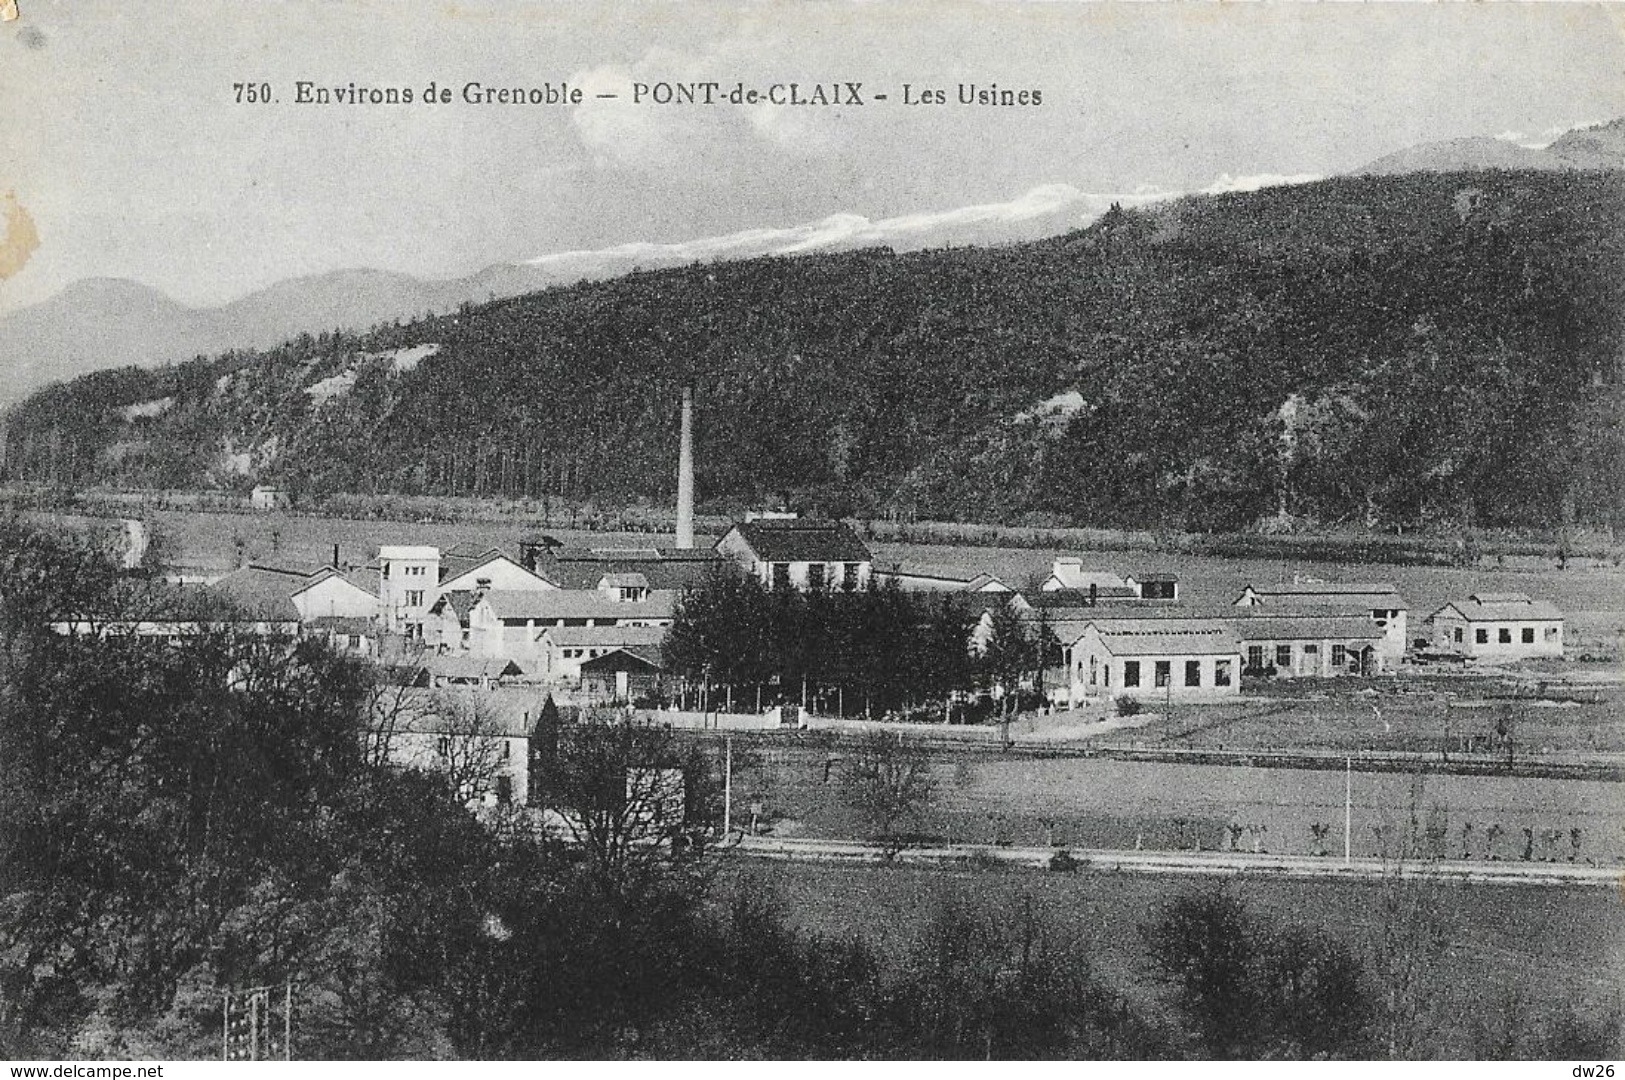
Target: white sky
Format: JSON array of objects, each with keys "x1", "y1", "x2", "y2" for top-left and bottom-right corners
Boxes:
[{"x1": 1, "y1": 0, "x2": 1622, "y2": 314}]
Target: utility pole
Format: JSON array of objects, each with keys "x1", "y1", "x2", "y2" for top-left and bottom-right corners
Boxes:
[
  {"x1": 723, "y1": 735, "x2": 733, "y2": 838},
  {"x1": 1344, "y1": 755, "x2": 1353, "y2": 865}
]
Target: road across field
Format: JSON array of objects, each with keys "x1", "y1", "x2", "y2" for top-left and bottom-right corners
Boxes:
[{"x1": 732, "y1": 835, "x2": 1625, "y2": 887}]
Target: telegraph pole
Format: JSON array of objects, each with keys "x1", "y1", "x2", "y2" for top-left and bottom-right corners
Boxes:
[
  {"x1": 723, "y1": 735, "x2": 733, "y2": 838},
  {"x1": 1344, "y1": 755, "x2": 1353, "y2": 865}
]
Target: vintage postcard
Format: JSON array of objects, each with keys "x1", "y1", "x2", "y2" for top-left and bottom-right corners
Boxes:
[{"x1": 2, "y1": 0, "x2": 1623, "y2": 1066}]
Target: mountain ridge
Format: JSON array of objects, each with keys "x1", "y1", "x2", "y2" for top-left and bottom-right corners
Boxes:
[{"x1": 7, "y1": 169, "x2": 1623, "y2": 534}]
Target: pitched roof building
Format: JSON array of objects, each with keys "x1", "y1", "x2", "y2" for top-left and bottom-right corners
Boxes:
[
  {"x1": 1426, "y1": 593, "x2": 1564, "y2": 660},
  {"x1": 715, "y1": 518, "x2": 873, "y2": 591}
]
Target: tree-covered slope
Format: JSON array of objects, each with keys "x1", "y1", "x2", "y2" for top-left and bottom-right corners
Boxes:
[{"x1": 6, "y1": 169, "x2": 1623, "y2": 532}]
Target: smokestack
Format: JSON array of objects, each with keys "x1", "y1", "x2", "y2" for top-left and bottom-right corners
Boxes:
[{"x1": 676, "y1": 385, "x2": 695, "y2": 549}]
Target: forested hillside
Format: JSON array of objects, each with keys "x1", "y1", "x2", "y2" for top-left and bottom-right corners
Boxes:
[{"x1": 6, "y1": 170, "x2": 1624, "y2": 532}]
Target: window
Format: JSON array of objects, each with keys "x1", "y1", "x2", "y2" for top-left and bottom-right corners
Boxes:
[
  {"x1": 1499, "y1": 627, "x2": 1512, "y2": 644},
  {"x1": 1332, "y1": 644, "x2": 1347, "y2": 668},
  {"x1": 1123, "y1": 661, "x2": 1141, "y2": 688},
  {"x1": 771, "y1": 563, "x2": 791, "y2": 589},
  {"x1": 1276, "y1": 644, "x2": 1292, "y2": 668},
  {"x1": 495, "y1": 775, "x2": 513, "y2": 806},
  {"x1": 1476, "y1": 628, "x2": 1488, "y2": 645},
  {"x1": 1521, "y1": 627, "x2": 1535, "y2": 644},
  {"x1": 1247, "y1": 645, "x2": 1264, "y2": 670},
  {"x1": 1154, "y1": 660, "x2": 1170, "y2": 688},
  {"x1": 1186, "y1": 660, "x2": 1202, "y2": 687},
  {"x1": 501, "y1": 741, "x2": 511, "y2": 760},
  {"x1": 843, "y1": 563, "x2": 860, "y2": 590},
  {"x1": 405, "y1": 590, "x2": 424, "y2": 607},
  {"x1": 1214, "y1": 660, "x2": 1233, "y2": 687},
  {"x1": 807, "y1": 563, "x2": 827, "y2": 590},
  {"x1": 1545, "y1": 626, "x2": 1560, "y2": 641},
  {"x1": 1454, "y1": 628, "x2": 1463, "y2": 644},
  {"x1": 436, "y1": 736, "x2": 450, "y2": 757}
]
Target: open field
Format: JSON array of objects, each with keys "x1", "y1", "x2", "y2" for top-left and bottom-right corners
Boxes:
[
  {"x1": 719, "y1": 859, "x2": 1625, "y2": 1058},
  {"x1": 730, "y1": 742, "x2": 1625, "y2": 862},
  {"x1": 1117, "y1": 676, "x2": 1625, "y2": 756}
]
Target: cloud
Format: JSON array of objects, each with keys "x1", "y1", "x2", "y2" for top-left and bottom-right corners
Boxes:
[
  {"x1": 523, "y1": 183, "x2": 1169, "y2": 271},
  {"x1": 1496, "y1": 118, "x2": 1610, "y2": 150},
  {"x1": 1202, "y1": 172, "x2": 1320, "y2": 195}
]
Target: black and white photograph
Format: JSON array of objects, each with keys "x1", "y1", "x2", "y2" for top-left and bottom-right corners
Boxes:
[{"x1": 2, "y1": 0, "x2": 1624, "y2": 1064}]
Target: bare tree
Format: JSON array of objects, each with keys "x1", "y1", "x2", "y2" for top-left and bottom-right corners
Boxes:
[
  {"x1": 838, "y1": 730, "x2": 936, "y2": 852},
  {"x1": 426, "y1": 688, "x2": 513, "y2": 806},
  {"x1": 1371, "y1": 776, "x2": 1451, "y2": 1059},
  {"x1": 536, "y1": 713, "x2": 714, "y2": 903}
]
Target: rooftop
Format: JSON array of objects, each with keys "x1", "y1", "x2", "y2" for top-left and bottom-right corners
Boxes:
[
  {"x1": 540, "y1": 625, "x2": 668, "y2": 648},
  {"x1": 1436, "y1": 596, "x2": 1564, "y2": 622},
  {"x1": 477, "y1": 589, "x2": 676, "y2": 623},
  {"x1": 723, "y1": 518, "x2": 873, "y2": 564},
  {"x1": 1093, "y1": 629, "x2": 1243, "y2": 657}
]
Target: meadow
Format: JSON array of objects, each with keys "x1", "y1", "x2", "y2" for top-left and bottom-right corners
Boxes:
[
  {"x1": 733, "y1": 742, "x2": 1625, "y2": 862},
  {"x1": 720, "y1": 859, "x2": 1625, "y2": 1058}
]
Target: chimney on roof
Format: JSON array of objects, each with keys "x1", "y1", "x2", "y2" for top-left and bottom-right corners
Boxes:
[
  {"x1": 1089, "y1": 582, "x2": 1098, "y2": 607},
  {"x1": 676, "y1": 384, "x2": 695, "y2": 550},
  {"x1": 332, "y1": 543, "x2": 340, "y2": 570}
]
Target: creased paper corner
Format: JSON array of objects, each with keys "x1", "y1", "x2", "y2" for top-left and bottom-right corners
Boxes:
[{"x1": 1, "y1": 1, "x2": 18, "y2": 23}]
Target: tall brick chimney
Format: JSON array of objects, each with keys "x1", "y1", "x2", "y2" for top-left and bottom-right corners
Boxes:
[{"x1": 676, "y1": 384, "x2": 695, "y2": 549}]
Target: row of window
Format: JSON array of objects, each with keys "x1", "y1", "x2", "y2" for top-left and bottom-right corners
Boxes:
[
  {"x1": 558, "y1": 647, "x2": 612, "y2": 660},
  {"x1": 769, "y1": 562, "x2": 864, "y2": 589},
  {"x1": 1449, "y1": 625, "x2": 1559, "y2": 646},
  {"x1": 1244, "y1": 642, "x2": 1361, "y2": 670},
  {"x1": 1122, "y1": 658, "x2": 1234, "y2": 689}
]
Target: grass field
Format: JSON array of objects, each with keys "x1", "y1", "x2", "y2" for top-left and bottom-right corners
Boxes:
[
  {"x1": 1122, "y1": 676, "x2": 1625, "y2": 755},
  {"x1": 719, "y1": 860, "x2": 1625, "y2": 1058},
  {"x1": 733, "y1": 743, "x2": 1625, "y2": 862}
]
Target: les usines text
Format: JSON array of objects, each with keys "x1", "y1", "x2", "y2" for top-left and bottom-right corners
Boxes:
[{"x1": 238, "y1": 80, "x2": 1042, "y2": 107}]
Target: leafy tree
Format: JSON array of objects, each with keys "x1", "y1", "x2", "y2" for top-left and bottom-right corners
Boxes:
[{"x1": 1141, "y1": 888, "x2": 1371, "y2": 1059}]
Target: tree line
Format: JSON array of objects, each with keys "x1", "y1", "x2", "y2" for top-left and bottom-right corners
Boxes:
[{"x1": 661, "y1": 573, "x2": 1055, "y2": 721}]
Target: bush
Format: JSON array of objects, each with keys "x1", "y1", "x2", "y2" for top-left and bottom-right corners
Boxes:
[{"x1": 1116, "y1": 696, "x2": 1142, "y2": 717}]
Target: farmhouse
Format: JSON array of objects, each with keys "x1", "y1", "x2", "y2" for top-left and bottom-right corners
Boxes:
[
  {"x1": 373, "y1": 686, "x2": 545, "y2": 809},
  {"x1": 1041, "y1": 559, "x2": 1131, "y2": 594},
  {"x1": 439, "y1": 548, "x2": 559, "y2": 594},
  {"x1": 715, "y1": 517, "x2": 873, "y2": 591},
  {"x1": 1234, "y1": 581, "x2": 1407, "y2": 660},
  {"x1": 530, "y1": 543, "x2": 731, "y2": 591},
  {"x1": 537, "y1": 624, "x2": 668, "y2": 683},
  {"x1": 1426, "y1": 593, "x2": 1565, "y2": 661},
  {"x1": 468, "y1": 589, "x2": 676, "y2": 663},
  {"x1": 249, "y1": 484, "x2": 290, "y2": 511},
  {"x1": 305, "y1": 615, "x2": 380, "y2": 658},
  {"x1": 1061, "y1": 619, "x2": 1243, "y2": 707},
  {"x1": 578, "y1": 647, "x2": 666, "y2": 704},
  {"x1": 291, "y1": 566, "x2": 380, "y2": 621}
]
